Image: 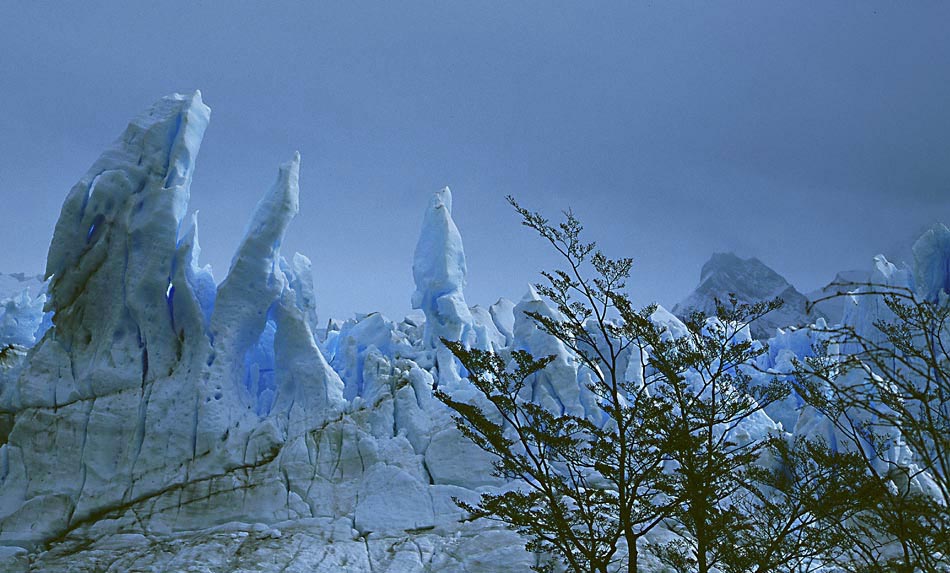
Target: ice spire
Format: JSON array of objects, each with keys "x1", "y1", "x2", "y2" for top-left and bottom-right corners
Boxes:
[
  {"x1": 209, "y1": 152, "x2": 301, "y2": 381},
  {"x1": 41, "y1": 91, "x2": 210, "y2": 391},
  {"x1": 411, "y1": 187, "x2": 474, "y2": 384}
]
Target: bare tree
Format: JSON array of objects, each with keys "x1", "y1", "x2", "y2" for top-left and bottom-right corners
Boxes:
[
  {"x1": 437, "y1": 199, "x2": 795, "y2": 572},
  {"x1": 795, "y1": 282, "x2": 950, "y2": 572}
]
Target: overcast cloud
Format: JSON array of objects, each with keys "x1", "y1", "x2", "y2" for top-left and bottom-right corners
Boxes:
[{"x1": 1, "y1": 2, "x2": 948, "y2": 320}]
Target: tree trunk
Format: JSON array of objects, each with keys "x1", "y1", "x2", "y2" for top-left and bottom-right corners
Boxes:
[{"x1": 628, "y1": 541, "x2": 638, "y2": 573}]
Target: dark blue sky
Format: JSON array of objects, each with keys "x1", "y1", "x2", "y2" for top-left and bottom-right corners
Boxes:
[{"x1": 1, "y1": 2, "x2": 948, "y2": 320}]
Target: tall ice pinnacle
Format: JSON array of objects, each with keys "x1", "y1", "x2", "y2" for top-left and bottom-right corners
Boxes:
[
  {"x1": 41, "y1": 91, "x2": 210, "y2": 390},
  {"x1": 412, "y1": 187, "x2": 474, "y2": 384},
  {"x1": 211, "y1": 153, "x2": 300, "y2": 346},
  {"x1": 0, "y1": 92, "x2": 211, "y2": 547},
  {"x1": 207, "y1": 152, "x2": 301, "y2": 407}
]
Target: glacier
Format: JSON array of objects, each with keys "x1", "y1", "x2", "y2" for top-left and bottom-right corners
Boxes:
[
  {"x1": 0, "y1": 93, "x2": 947, "y2": 572},
  {"x1": 0, "y1": 93, "x2": 532, "y2": 572}
]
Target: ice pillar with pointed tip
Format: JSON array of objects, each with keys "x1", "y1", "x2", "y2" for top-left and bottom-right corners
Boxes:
[
  {"x1": 1, "y1": 92, "x2": 211, "y2": 547},
  {"x1": 411, "y1": 187, "x2": 474, "y2": 385},
  {"x1": 38, "y1": 90, "x2": 209, "y2": 400},
  {"x1": 198, "y1": 152, "x2": 343, "y2": 456},
  {"x1": 208, "y1": 153, "x2": 301, "y2": 387}
]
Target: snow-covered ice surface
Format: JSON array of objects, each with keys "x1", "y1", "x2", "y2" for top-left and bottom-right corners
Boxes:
[{"x1": 0, "y1": 94, "x2": 947, "y2": 572}]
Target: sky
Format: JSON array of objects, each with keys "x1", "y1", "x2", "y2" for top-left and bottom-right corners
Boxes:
[{"x1": 1, "y1": 2, "x2": 948, "y2": 321}]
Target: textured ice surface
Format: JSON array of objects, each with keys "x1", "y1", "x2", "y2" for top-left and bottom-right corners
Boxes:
[
  {"x1": 912, "y1": 223, "x2": 950, "y2": 303},
  {"x1": 0, "y1": 94, "x2": 947, "y2": 572},
  {"x1": 411, "y1": 187, "x2": 475, "y2": 386},
  {"x1": 0, "y1": 273, "x2": 44, "y2": 301},
  {"x1": 806, "y1": 269, "x2": 869, "y2": 324},
  {"x1": 0, "y1": 291, "x2": 48, "y2": 349}
]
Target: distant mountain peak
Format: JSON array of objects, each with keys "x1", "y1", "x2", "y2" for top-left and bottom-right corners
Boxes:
[
  {"x1": 700, "y1": 252, "x2": 764, "y2": 282},
  {"x1": 674, "y1": 252, "x2": 824, "y2": 338}
]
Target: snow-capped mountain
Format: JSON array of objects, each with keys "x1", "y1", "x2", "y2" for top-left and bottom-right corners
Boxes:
[{"x1": 672, "y1": 252, "x2": 825, "y2": 339}]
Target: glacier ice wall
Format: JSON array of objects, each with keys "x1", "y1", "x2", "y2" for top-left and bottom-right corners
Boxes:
[
  {"x1": 0, "y1": 93, "x2": 355, "y2": 548},
  {"x1": 0, "y1": 94, "x2": 530, "y2": 572}
]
